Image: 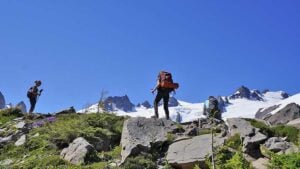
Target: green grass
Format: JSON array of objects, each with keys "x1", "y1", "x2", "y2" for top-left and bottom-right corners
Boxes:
[
  {"x1": 0, "y1": 108, "x2": 24, "y2": 128},
  {"x1": 225, "y1": 133, "x2": 242, "y2": 150},
  {"x1": 269, "y1": 152, "x2": 300, "y2": 169},
  {"x1": 244, "y1": 118, "x2": 300, "y2": 145},
  {"x1": 0, "y1": 112, "x2": 125, "y2": 169}
]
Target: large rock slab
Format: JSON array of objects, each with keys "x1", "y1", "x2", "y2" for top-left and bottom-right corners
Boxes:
[
  {"x1": 121, "y1": 117, "x2": 179, "y2": 163},
  {"x1": 266, "y1": 103, "x2": 300, "y2": 125},
  {"x1": 166, "y1": 134, "x2": 225, "y2": 169},
  {"x1": 227, "y1": 118, "x2": 267, "y2": 158},
  {"x1": 60, "y1": 137, "x2": 98, "y2": 165}
]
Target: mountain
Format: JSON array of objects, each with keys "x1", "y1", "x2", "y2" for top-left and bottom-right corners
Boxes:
[{"x1": 79, "y1": 86, "x2": 298, "y2": 123}]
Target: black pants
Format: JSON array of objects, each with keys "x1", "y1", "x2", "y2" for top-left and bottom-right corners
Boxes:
[
  {"x1": 29, "y1": 97, "x2": 37, "y2": 113},
  {"x1": 154, "y1": 90, "x2": 170, "y2": 119}
]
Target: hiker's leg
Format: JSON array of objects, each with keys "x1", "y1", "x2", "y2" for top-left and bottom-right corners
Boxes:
[
  {"x1": 29, "y1": 98, "x2": 36, "y2": 114},
  {"x1": 154, "y1": 93, "x2": 163, "y2": 118},
  {"x1": 163, "y1": 94, "x2": 170, "y2": 120}
]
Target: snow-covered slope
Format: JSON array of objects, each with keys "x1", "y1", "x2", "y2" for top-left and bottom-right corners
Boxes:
[
  {"x1": 267, "y1": 93, "x2": 300, "y2": 115},
  {"x1": 223, "y1": 91, "x2": 285, "y2": 119},
  {"x1": 79, "y1": 90, "x2": 297, "y2": 123}
]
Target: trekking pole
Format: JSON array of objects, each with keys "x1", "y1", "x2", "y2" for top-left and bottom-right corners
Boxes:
[
  {"x1": 37, "y1": 89, "x2": 43, "y2": 102},
  {"x1": 211, "y1": 110, "x2": 216, "y2": 169}
]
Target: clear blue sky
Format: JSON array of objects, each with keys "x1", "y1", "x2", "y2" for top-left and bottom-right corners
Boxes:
[{"x1": 1, "y1": 1, "x2": 299, "y2": 113}]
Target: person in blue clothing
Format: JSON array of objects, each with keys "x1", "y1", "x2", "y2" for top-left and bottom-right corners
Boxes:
[{"x1": 27, "y1": 80, "x2": 43, "y2": 114}]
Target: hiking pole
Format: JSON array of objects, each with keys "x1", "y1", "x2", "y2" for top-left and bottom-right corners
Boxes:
[
  {"x1": 211, "y1": 110, "x2": 217, "y2": 169},
  {"x1": 37, "y1": 89, "x2": 43, "y2": 102}
]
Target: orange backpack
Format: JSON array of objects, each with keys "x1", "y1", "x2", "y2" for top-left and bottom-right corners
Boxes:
[{"x1": 158, "y1": 71, "x2": 179, "y2": 89}]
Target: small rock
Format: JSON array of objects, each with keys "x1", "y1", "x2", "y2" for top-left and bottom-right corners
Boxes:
[
  {"x1": 32, "y1": 133, "x2": 40, "y2": 138},
  {"x1": 0, "y1": 135, "x2": 12, "y2": 144},
  {"x1": 15, "y1": 135, "x2": 26, "y2": 146},
  {"x1": 252, "y1": 158, "x2": 269, "y2": 169},
  {"x1": 60, "y1": 137, "x2": 98, "y2": 165},
  {"x1": 15, "y1": 121, "x2": 26, "y2": 129},
  {"x1": 0, "y1": 159, "x2": 13, "y2": 166}
]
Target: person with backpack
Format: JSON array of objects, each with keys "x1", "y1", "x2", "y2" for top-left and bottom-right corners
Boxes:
[
  {"x1": 203, "y1": 96, "x2": 221, "y2": 120},
  {"x1": 27, "y1": 80, "x2": 43, "y2": 114},
  {"x1": 151, "y1": 71, "x2": 179, "y2": 120}
]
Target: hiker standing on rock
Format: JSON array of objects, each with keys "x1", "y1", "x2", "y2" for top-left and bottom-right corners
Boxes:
[
  {"x1": 27, "y1": 80, "x2": 43, "y2": 114},
  {"x1": 152, "y1": 71, "x2": 179, "y2": 120}
]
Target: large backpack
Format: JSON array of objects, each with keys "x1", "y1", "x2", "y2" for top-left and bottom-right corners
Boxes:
[
  {"x1": 27, "y1": 87, "x2": 34, "y2": 98},
  {"x1": 158, "y1": 71, "x2": 179, "y2": 89}
]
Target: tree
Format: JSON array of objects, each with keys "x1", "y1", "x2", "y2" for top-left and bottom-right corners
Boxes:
[{"x1": 97, "y1": 90, "x2": 108, "y2": 114}]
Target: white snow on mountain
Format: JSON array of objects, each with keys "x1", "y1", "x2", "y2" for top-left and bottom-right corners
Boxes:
[
  {"x1": 267, "y1": 93, "x2": 300, "y2": 115},
  {"x1": 223, "y1": 91, "x2": 286, "y2": 119},
  {"x1": 79, "y1": 91, "x2": 297, "y2": 123}
]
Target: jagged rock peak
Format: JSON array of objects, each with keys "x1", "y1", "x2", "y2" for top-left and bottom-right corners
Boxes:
[
  {"x1": 230, "y1": 86, "x2": 263, "y2": 101},
  {"x1": 16, "y1": 101, "x2": 27, "y2": 113},
  {"x1": 137, "y1": 101, "x2": 151, "y2": 109},
  {"x1": 104, "y1": 95, "x2": 135, "y2": 112}
]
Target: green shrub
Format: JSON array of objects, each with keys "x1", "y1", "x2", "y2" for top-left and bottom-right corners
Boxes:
[
  {"x1": 269, "y1": 152, "x2": 300, "y2": 169},
  {"x1": 206, "y1": 146, "x2": 235, "y2": 169},
  {"x1": 198, "y1": 128, "x2": 211, "y2": 135},
  {"x1": 0, "y1": 108, "x2": 24, "y2": 127},
  {"x1": 271, "y1": 125, "x2": 299, "y2": 145},
  {"x1": 0, "y1": 113, "x2": 125, "y2": 168},
  {"x1": 245, "y1": 118, "x2": 300, "y2": 145},
  {"x1": 244, "y1": 118, "x2": 273, "y2": 136},
  {"x1": 224, "y1": 151, "x2": 252, "y2": 169},
  {"x1": 123, "y1": 154, "x2": 156, "y2": 169},
  {"x1": 225, "y1": 134, "x2": 242, "y2": 150}
]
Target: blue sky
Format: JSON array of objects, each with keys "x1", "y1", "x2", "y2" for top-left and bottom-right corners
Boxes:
[{"x1": 0, "y1": 1, "x2": 299, "y2": 113}]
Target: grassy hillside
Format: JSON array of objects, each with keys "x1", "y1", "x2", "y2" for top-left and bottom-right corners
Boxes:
[{"x1": 0, "y1": 109, "x2": 125, "y2": 169}]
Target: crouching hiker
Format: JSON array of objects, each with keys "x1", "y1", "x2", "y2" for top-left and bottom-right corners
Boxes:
[
  {"x1": 203, "y1": 96, "x2": 222, "y2": 120},
  {"x1": 27, "y1": 80, "x2": 43, "y2": 114}
]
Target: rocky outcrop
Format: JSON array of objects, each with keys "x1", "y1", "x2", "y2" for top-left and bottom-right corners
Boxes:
[
  {"x1": 60, "y1": 137, "x2": 98, "y2": 165},
  {"x1": 287, "y1": 118, "x2": 300, "y2": 129},
  {"x1": 137, "y1": 101, "x2": 151, "y2": 109},
  {"x1": 227, "y1": 118, "x2": 267, "y2": 158},
  {"x1": 229, "y1": 86, "x2": 263, "y2": 101},
  {"x1": 166, "y1": 134, "x2": 225, "y2": 169},
  {"x1": 0, "y1": 92, "x2": 5, "y2": 109},
  {"x1": 281, "y1": 92, "x2": 289, "y2": 99},
  {"x1": 16, "y1": 101, "x2": 27, "y2": 113},
  {"x1": 55, "y1": 107, "x2": 76, "y2": 115},
  {"x1": 158, "y1": 97, "x2": 179, "y2": 107},
  {"x1": 120, "y1": 117, "x2": 180, "y2": 163},
  {"x1": 169, "y1": 97, "x2": 179, "y2": 107},
  {"x1": 266, "y1": 103, "x2": 300, "y2": 125},
  {"x1": 104, "y1": 95, "x2": 135, "y2": 112},
  {"x1": 263, "y1": 137, "x2": 291, "y2": 153},
  {"x1": 255, "y1": 105, "x2": 280, "y2": 120}
]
